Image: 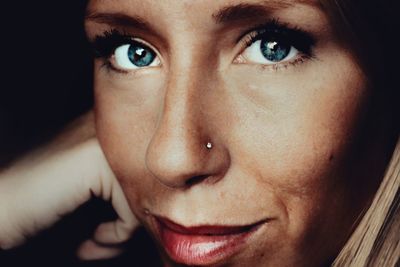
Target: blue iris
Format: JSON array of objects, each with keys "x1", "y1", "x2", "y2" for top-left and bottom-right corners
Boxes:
[
  {"x1": 127, "y1": 43, "x2": 156, "y2": 67},
  {"x1": 260, "y1": 38, "x2": 290, "y2": 62}
]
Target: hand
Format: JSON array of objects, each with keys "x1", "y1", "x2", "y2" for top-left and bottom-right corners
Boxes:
[{"x1": 0, "y1": 112, "x2": 139, "y2": 260}]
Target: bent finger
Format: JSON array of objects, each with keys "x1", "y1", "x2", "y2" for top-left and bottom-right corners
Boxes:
[
  {"x1": 92, "y1": 219, "x2": 138, "y2": 245},
  {"x1": 76, "y1": 239, "x2": 124, "y2": 261}
]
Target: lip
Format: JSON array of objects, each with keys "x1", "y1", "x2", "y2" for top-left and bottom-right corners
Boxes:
[{"x1": 154, "y1": 216, "x2": 267, "y2": 266}]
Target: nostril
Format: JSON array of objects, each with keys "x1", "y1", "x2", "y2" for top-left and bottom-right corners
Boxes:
[{"x1": 185, "y1": 174, "x2": 209, "y2": 187}]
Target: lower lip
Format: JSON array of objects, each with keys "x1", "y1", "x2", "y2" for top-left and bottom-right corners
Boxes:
[{"x1": 157, "y1": 220, "x2": 263, "y2": 266}]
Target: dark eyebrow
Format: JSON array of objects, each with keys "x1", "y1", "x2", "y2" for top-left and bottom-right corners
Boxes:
[
  {"x1": 212, "y1": 1, "x2": 318, "y2": 24},
  {"x1": 85, "y1": 12, "x2": 154, "y2": 33},
  {"x1": 86, "y1": 1, "x2": 320, "y2": 30}
]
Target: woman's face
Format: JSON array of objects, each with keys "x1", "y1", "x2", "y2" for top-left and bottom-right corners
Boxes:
[{"x1": 85, "y1": 0, "x2": 377, "y2": 266}]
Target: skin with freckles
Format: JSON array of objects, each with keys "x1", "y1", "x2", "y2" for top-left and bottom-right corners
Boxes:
[{"x1": 85, "y1": 0, "x2": 387, "y2": 266}]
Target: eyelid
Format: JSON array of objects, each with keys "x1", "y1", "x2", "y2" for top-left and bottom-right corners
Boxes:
[
  {"x1": 91, "y1": 29, "x2": 163, "y2": 73},
  {"x1": 233, "y1": 19, "x2": 316, "y2": 67},
  {"x1": 91, "y1": 30, "x2": 161, "y2": 58},
  {"x1": 237, "y1": 20, "x2": 315, "y2": 53}
]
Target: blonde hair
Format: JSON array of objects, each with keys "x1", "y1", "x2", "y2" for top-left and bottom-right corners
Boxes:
[
  {"x1": 317, "y1": 0, "x2": 400, "y2": 266},
  {"x1": 333, "y1": 139, "x2": 400, "y2": 266}
]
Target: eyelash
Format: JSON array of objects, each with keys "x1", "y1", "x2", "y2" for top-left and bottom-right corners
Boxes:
[
  {"x1": 90, "y1": 29, "x2": 154, "y2": 73},
  {"x1": 237, "y1": 19, "x2": 316, "y2": 69},
  {"x1": 92, "y1": 29, "x2": 132, "y2": 58},
  {"x1": 89, "y1": 19, "x2": 316, "y2": 73}
]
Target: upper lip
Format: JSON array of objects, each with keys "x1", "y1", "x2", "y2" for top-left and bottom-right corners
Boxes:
[{"x1": 155, "y1": 216, "x2": 268, "y2": 236}]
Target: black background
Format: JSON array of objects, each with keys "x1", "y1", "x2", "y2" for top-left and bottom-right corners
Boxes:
[{"x1": 0, "y1": 1, "x2": 161, "y2": 266}]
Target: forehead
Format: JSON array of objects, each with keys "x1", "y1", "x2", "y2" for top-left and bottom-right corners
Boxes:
[
  {"x1": 87, "y1": 0, "x2": 321, "y2": 23},
  {"x1": 86, "y1": 0, "x2": 324, "y2": 40}
]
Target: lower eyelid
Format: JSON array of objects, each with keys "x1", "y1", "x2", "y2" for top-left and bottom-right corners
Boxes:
[
  {"x1": 101, "y1": 56, "x2": 163, "y2": 76},
  {"x1": 99, "y1": 58, "x2": 126, "y2": 73},
  {"x1": 234, "y1": 52, "x2": 313, "y2": 73}
]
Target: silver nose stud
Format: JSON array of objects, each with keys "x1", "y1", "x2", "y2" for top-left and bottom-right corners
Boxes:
[{"x1": 206, "y1": 142, "x2": 213, "y2": 150}]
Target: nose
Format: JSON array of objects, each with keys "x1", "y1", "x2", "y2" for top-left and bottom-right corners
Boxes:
[{"x1": 145, "y1": 67, "x2": 230, "y2": 188}]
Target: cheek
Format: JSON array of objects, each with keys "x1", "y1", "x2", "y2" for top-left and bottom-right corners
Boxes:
[
  {"x1": 228, "y1": 49, "x2": 367, "y2": 190},
  {"x1": 93, "y1": 69, "x2": 165, "y2": 205},
  {"x1": 224, "y1": 50, "x2": 368, "y2": 241}
]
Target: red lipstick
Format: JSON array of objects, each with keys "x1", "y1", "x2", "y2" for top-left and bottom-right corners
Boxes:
[{"x1": 155, "y1": 217, "x2": 266, "y2": 266}]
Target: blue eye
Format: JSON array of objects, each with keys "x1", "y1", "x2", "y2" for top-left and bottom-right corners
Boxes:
[
  {"x1": 237, "y1": 20, "x2": 315, "y2": 67},
  {"x1": 260, "y1": 38, "x2": 290, "y2": 62},
  {"x1": 114, "y1": 42, "x2": 160, "y2": 70},
  {"x1": 91, "y1": 30, "x2": 161, "y2": 71},
  {"x1": 126, "y1": 43, "x2": 156, "y2": 67},
  {"x1": 240, "y1": 37, "x2": 299, "y2": 66}
]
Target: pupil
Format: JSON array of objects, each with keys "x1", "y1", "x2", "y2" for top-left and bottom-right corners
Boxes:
[
  {"x1": 128, "y1": 44, "x2": 155, "y2": 67},
  {"x1": 260, "y1": 38, "x2": 290, "y2": 62}
]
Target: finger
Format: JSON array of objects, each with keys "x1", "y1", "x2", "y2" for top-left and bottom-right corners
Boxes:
[
  {"x1": 92, "y1": 148, "x2": 140, "y2": 244},
  {"x1": 103, "y1": 169, "x2": 140, "y2": 244},
  {"x1": 92, "y1": 219, "x2": 136, "y2": 245},
  {"x1": 76, "y1": 239, "x2": 124, "y2": 261}
]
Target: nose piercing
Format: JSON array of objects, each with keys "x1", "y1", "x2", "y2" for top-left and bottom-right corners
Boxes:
[{"x1": 206, "y1": 142, "x2": 213, "y2": 150}]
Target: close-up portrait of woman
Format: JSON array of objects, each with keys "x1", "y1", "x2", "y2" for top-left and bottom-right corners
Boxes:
[{"x1": 0, "y1": 0, "x2": 398, "y2": 267}]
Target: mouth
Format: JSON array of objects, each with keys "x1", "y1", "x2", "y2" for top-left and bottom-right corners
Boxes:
[{"x1": 154, "y1": 216, "x2": 267, "y2": 266}]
